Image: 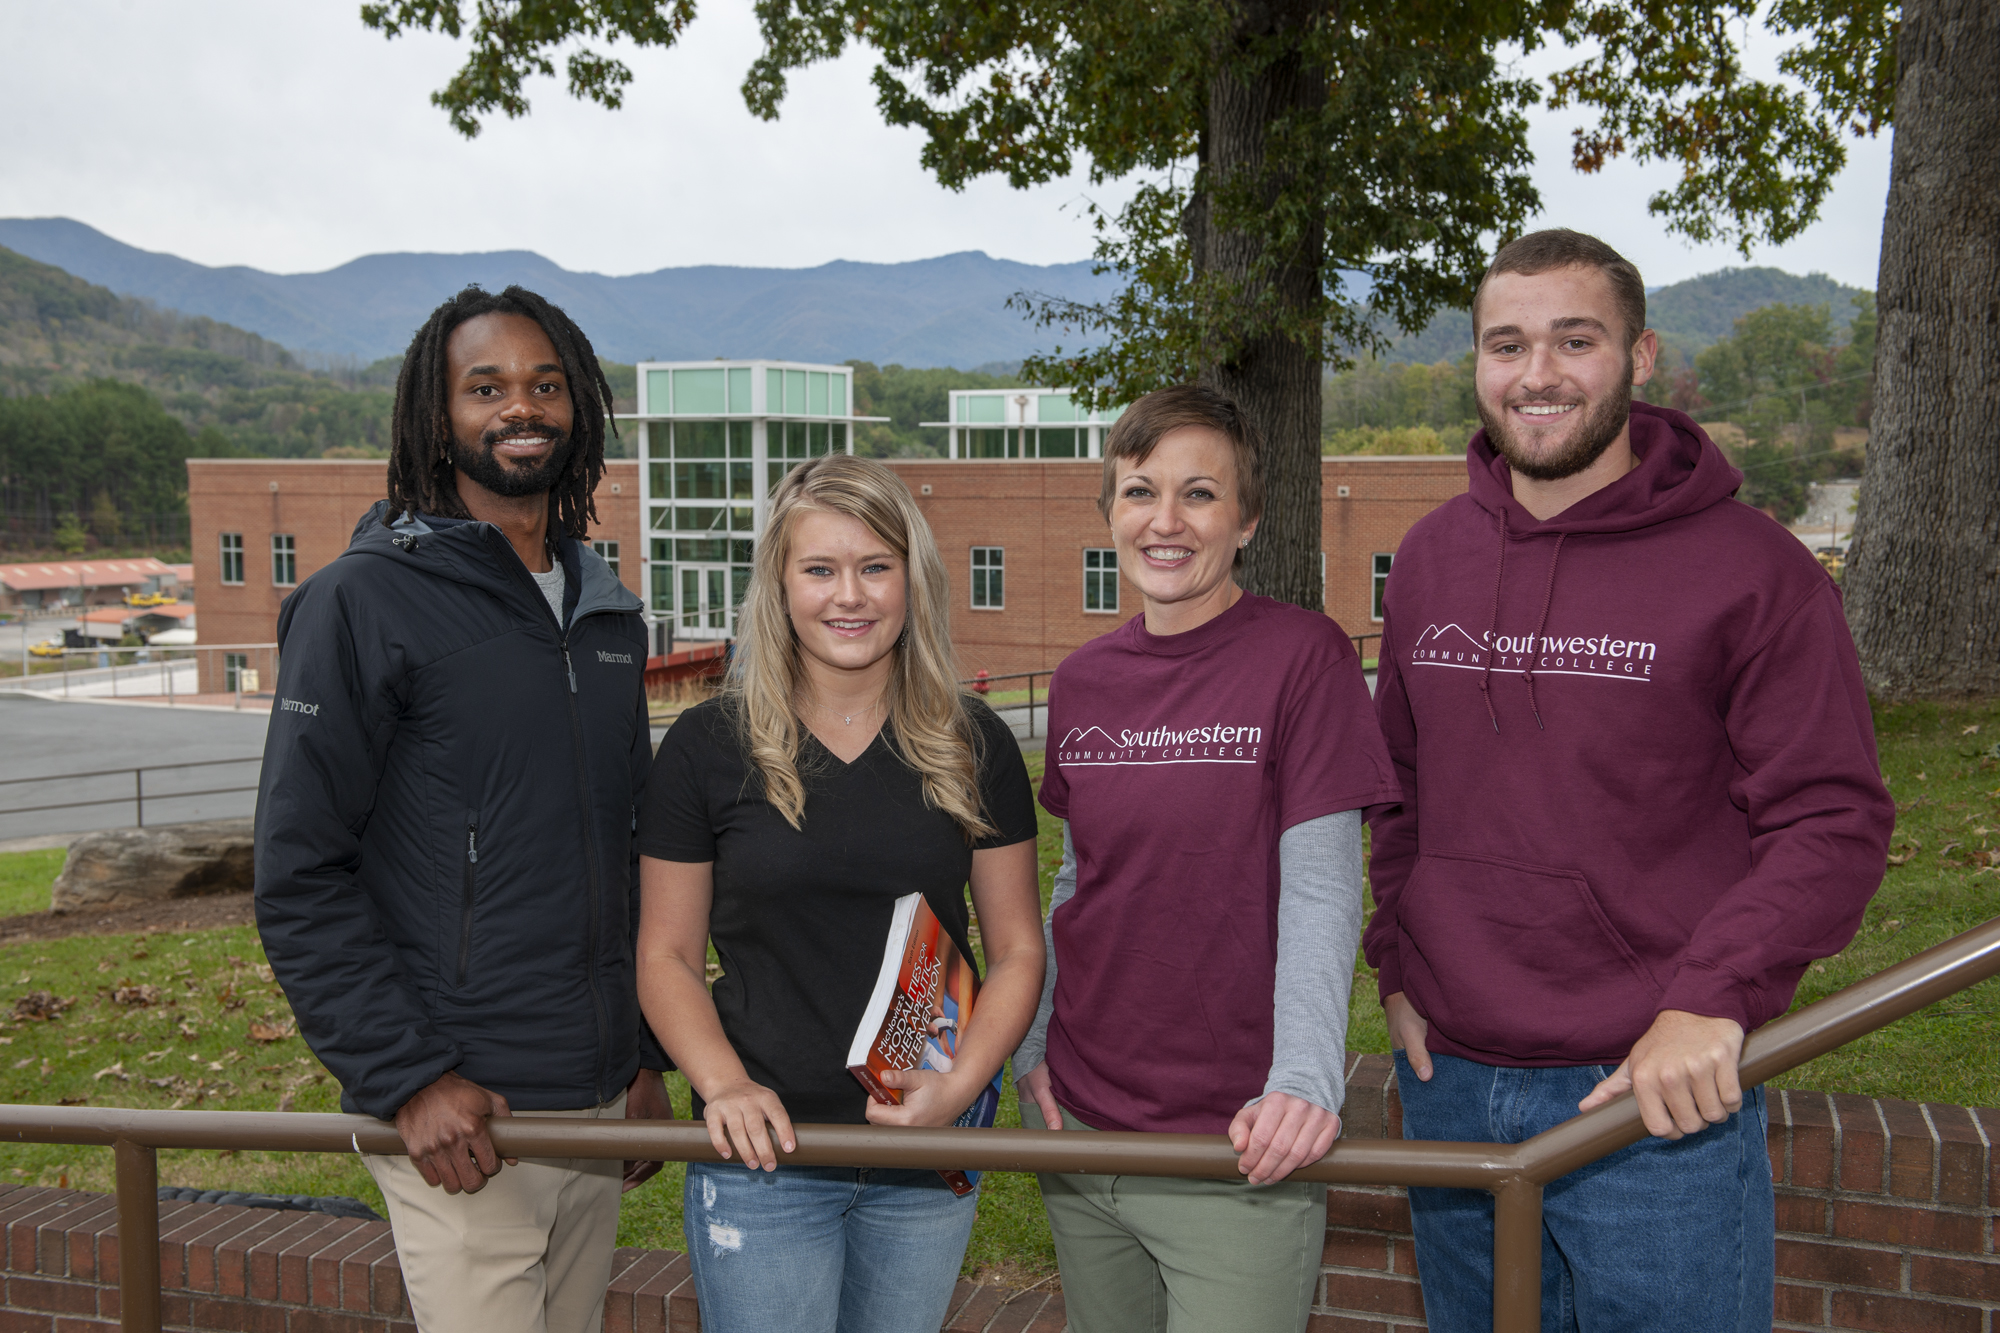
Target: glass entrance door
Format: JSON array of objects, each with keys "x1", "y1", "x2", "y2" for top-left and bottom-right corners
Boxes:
[{"x1": 676, "y1": 565, "x2": 745, "y2": 639}]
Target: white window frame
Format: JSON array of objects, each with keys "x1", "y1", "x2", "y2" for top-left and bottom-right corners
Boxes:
[
  {"x1": 220, "y1": 533, "x2": 244, "y2": 586},
  {"x1": 970, "y1": 546, "x2": 1004, "y2": 610},
  {"x1": 271, "y1": 533, "x2": 297, "y2": 587},
  {"x1": 592, "y1": 539, "x2": 621, "y2": 579},
  {"x1": 1372, "y1": 552, "x2": 1394, "y2": 622},
  {"x1": 1083, "y1": 548, "x2": 1118, "y2": 613}
]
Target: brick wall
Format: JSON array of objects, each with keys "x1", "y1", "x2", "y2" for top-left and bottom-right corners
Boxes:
[
  {"x1": 1317, "y1": 1054, "x2": 2000, "y2": 1332},
  {"x1": 0, "y1": 1182, "x2": 1064, "y2": 1333},
  {"x1": 185, "y1": 460, "x2": 640, "y2": 692},
  {"x1": 1319, "y1": 457, "x2": 1467, "y2": 644},
  {"x1": 187, "y1": 455, "x2": 1469, "y2": 685}
]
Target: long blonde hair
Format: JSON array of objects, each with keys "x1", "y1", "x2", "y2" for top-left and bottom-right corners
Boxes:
[{"x1": 725, "y1": 454, "x2": 993, "y2": 839}]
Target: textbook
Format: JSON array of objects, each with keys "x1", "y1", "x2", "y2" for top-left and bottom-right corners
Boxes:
[{"x1": 845, "y1": 891, "x2": 1001, "y2": 1196}]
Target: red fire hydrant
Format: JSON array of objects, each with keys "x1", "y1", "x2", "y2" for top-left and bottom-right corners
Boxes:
[{"x1": 972, "y1": 669, "x2": 991, "y2": 695}]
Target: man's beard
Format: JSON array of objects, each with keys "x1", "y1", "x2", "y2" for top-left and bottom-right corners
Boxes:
[
  {"x1": 454, "y1": 425, "x2": 573, "y2": 497},
  {"x1": 1478, "y1": 373, "x2": 1632, "y2": 482}
]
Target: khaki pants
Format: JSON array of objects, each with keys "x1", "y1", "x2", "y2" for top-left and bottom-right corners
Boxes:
[
  {"x1": 1027, "y1": 1100, "x2": 1327, "y2": 1333},
  {"x1": 365, "y1": 1095, "x2": 625, "y2": 1333}
]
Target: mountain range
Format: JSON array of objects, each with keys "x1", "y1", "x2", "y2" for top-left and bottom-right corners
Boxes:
[
  {"x1": 0, "y1": 216, "x2": 1874, "y2": 374},
  {"x1": 0, "y1": 218, "x2": 1120, "y2": 369}
]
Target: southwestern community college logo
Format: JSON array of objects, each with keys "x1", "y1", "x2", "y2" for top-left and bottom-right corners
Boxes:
[
  {"x1": 1055, "y1": 723, "x2": 1263, "y2": 767},
  {"x1": 1410, "y1": 623, "x2": 1659, "y2": 682}
]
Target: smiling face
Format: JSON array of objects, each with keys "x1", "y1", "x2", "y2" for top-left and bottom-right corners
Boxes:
[
  {"x1": 1474, "y1": 265, "x2": 1657, "y2": 482},
  {"x1": 445, "y1": 312, "x2": 575, "y2": 499},
  {"x1": 1108, "y1": 425, "x2": 1258, "y2": 629},
  {"x1": 783, "y1": 507, "x2": 909, "y2": 678}
]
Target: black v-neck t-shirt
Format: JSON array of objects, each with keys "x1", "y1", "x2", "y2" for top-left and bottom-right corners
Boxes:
[{"x1": 637, "y1": 697, "x2": 1038, "y2": 1124}]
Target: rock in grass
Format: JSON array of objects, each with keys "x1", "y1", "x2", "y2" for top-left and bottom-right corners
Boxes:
[{"x1": 49, "y1": 819, "x2": 254, "y2": 914}]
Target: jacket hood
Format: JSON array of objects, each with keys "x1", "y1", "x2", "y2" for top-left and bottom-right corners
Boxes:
[
  {"x1": 345, "y1": 500, "x2": 642, "y2": 622},
  {"x1": 1465, "y1": 400, "x2": 1743, "y2": 536}
]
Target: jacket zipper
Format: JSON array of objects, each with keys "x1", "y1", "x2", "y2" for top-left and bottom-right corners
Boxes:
[
  {"x1": 561, "y1": 624, "x2": 612, "y2": 1098},
  {"x1": 495, "y1": 530, "x2": 614, "y2": 1096},
  {"x1": 457, "y1": 814, "x2": 479, "y2": 985}
]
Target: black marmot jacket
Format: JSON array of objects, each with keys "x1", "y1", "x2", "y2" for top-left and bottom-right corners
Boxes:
[{"x1": 254, "y1": 502, "x2": 662, "y2": 1119}]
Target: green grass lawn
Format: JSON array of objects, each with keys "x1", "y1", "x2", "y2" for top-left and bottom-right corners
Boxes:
[
  {"x1": 0, "y1": 850, "x2": 65, "y2": 917},
  {"x1": 0, "y1": 698, "x2": 1993, "y2": 1282}
]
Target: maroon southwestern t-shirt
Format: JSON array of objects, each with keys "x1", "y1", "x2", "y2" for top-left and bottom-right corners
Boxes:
[{"x1": 1039, "y1": 592, "x2": 1403, "y2": 1135}]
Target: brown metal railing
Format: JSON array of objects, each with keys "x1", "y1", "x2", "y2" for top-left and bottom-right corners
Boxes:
[
  {"x1": 960, "y1": 634, "x2": 1383, "y2": 738},
  {"x1": 2, "y1": 915, "x2": 1996, "y2": 1333}
]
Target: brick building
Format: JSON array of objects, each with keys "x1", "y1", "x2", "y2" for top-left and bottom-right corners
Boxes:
[
  {"x1": 183, "y1": 454, "x2": 1465, "y2": 684},
  {"x1": 185, "y1": 458, "x2": 645, "y2": 692}
]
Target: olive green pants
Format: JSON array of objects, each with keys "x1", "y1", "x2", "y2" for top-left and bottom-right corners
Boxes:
[{"x1": 1027, "y1": 1100, "x2": 1327, "y2": 1333}]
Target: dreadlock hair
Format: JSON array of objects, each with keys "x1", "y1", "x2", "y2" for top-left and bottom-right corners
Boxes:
[{"x1": 385, "y1": 285, "x2": 618, "y2": 544}]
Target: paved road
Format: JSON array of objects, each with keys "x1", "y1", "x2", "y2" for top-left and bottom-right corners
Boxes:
[
  {"x1": 0, "y1": 694, "x2": 270, "y2": 841},
  {"x1": 0, "y1": 616, "x2": 77, "y2": 662}
]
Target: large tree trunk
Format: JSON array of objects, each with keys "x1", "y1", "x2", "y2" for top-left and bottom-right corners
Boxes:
[
  {"x1": 1191, "y1": 0, "x2": 1326, "y2": 611},
  {"x1": 1843, "y1": 0, "x2": 2000, "y2": 698}
]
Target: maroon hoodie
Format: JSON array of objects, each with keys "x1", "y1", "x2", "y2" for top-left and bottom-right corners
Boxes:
[{"x1": 1363, "y1": 402, "x2": 1893, "y2": 1067}]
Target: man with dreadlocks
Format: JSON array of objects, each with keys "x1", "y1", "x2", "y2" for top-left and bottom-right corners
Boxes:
[{"x1": 253, "y1": 286, "x2": 671, "y2": 1333}]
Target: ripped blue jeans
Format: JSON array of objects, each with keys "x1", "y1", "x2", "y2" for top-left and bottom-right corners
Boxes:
[{"x1": 683, "y1": 1161, "x2": 977, "y2": 1333}]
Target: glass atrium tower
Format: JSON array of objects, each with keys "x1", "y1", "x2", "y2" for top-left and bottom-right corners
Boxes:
[
  {"x1": 632, "y1": 360, "x2": 860, "y2": 643},
  {"x1": 929, "y1": 389, "x2": 1124, "y2": 459}
]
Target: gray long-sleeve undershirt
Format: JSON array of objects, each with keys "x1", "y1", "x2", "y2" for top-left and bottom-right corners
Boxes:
[{"x1": 1010, "y1": 809, "x2": 1366, "y2": 1117}]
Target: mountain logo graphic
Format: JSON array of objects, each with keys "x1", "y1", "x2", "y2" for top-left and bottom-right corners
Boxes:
[
  {"x1": 1054, "y1": 721, "x2": 1263, "y2": 768},
  {"x1": 1408, "y1": 622, "x2": 1657, "y2": 683}
]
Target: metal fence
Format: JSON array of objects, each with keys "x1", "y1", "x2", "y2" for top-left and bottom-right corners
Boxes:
[
  {"x1": 1, "y1": 914, "x2": 1994, "y2": 1333},
  {"x1": 3, "y1": 644, "x2": 278, "y2": 701},
  {"x1": 0, "y1": 756, "x2": 263, "y2": 829},
  {"x1": 960, "y1": 633, "x2": 1384, "y2": 738}
]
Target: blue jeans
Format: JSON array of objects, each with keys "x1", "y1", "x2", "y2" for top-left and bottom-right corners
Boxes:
[
  {"x1": 1394, "y1": 1051, "x2": 1773, "y2": 1333},
  {"x1": 683, "y1": 1161, "x2": 978, "y2": 1333}
]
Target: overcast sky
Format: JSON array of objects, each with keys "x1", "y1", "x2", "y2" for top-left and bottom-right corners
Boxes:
[{"x1": 2, "y1": 0, "x2": 1891, "y2": 291}]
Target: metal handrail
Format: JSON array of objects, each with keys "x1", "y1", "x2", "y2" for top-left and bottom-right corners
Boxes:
[
  {"x1": 957, "y1": 629, "x2": 1381, "y2": 737},
  {"x1": 0, "y1": 914, "x2": 1994, "y2": 1333},
  {"x1": 0, "y1": 756, "x2": 262, "y2": 828}
]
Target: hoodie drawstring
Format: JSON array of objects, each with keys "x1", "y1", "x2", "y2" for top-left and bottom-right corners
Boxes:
[
  {"x1": 1521, "y1": 533, "x2": 1567, "y2": 731},
  {"x1": 1478, "y1": 512, "x2": 1508, "y2": 733}
]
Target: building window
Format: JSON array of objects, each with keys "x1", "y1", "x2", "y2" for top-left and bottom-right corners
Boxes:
[
  {"x1": 970, "y1": 547, "x2": 1004, "y2": 610},
  {"x1": 224, "y1": 652, "x2": 248, "y2": 693},
  {"x1": 1084, "y1": 548, "x2": 1118, "y2": 613},
  {"x1": 271, "y1": 534, "x2": 297, "y2": 586},
  {"x1": 592, "y1": 540, "x2": 620, "y2": 578},
  {"x1": 220, "y1": 533, "x2": 244, "y2": 586},
  {"x1": 1372, "y1": 553, "x2": 1394, "y2": 621}
]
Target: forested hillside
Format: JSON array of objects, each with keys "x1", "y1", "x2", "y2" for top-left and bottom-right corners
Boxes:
[
  {"x1": 1324, "y1": 289, "x2": 1878, "y2": 523},
  {"x1": 0, "y1": 246, "x2": 398, "y2": 460},
  {"x1": 1362, "y1": 266, "x2": 1871, "y2": 368}
]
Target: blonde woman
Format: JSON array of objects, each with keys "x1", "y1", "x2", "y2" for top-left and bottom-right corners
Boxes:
[{"x1": 635, "y1": 454, "x2": 1044, "y2": 1333}]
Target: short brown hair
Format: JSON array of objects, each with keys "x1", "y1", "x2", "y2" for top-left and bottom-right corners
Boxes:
[
  {"x1": 1098, "y1": 385, "x2": 1265, "y2": 532},
  {"x1": 1473, "y1": 229, "x2": 1648, "y2": 347}
]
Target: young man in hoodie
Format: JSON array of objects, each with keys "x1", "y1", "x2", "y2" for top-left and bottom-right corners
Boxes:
[
  {"x1": 255, "y1": 286, "x2": 670, "y2": 1333},
  {"x1": 1363, "y1": 230, "x2": 1893, "y2": 1330}
]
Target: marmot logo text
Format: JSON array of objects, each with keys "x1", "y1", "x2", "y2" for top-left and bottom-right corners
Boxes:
[
  {"x1": 280, "y1": 698, "x2": 319, "y2": 716},
  {"x1": 596, "y1": 650, "x2": 633, "y2": 664}
]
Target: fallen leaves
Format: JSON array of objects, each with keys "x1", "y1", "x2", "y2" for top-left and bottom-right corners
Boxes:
[
  {"x1": 246, "y1": 1018, "x2": 296, "y2": 1045},
  {"x1": 110, "y1": 984, "x2": 162, "y2": 1007},
  {"x1": 1886, "y1": 840, "x2": 1922, "y2": 867},
  {"x1": 13, "y1": 991, "x2": 74, "y2": 1022}
]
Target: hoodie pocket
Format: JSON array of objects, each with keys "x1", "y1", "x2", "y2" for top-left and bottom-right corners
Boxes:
[
  {"x1": 1398, "y1": 850, "x2": 1662, "y2": 1061},
  {"x1": 457, "y1": 812, "x2": 480, "y2": 986}
]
